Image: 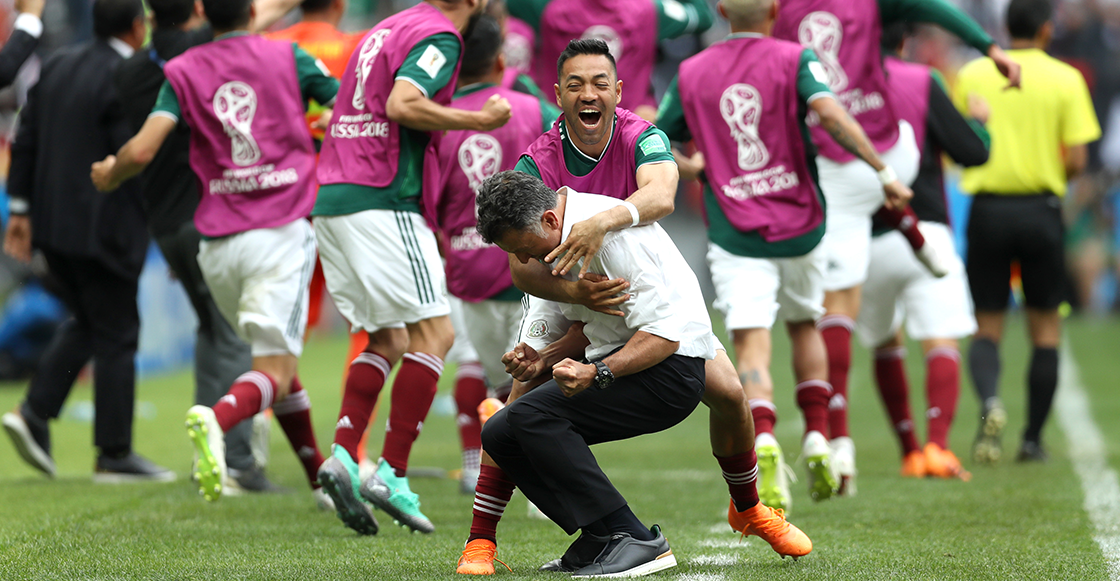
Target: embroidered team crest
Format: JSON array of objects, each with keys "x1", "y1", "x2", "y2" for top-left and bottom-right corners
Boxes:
[
  {"x1": 798, "y1": 12, "x2": 848, "y2": 92},
  {"x1": 354, "y1": 29, "x2": 392, "y2": 110},
  {"x1": 527, "y1": 319, "x2": 548, "y2": 338},
  {"x1": 458, "y1": 134, "x2": 503, "y2": 193},
  {"x1": 213, "y1": 81, "x2": 261, "y2": 167},
  {"x1": 720, "y1": 83, "x2": 769, "y2": 171},
  {"x1": 581, "y1": 25, "x2": 623, "y2": 59}
]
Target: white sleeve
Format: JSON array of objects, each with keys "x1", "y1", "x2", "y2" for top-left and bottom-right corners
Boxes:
[
  {"x1": 516, "y1": 294, "x2": 573, "y2": 354},
  {"x1": 599, "y1": 237, "x2": 684, "y2": 343}
]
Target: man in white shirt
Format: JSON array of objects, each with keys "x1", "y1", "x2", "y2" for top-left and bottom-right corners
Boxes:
[{"x1": 472, "y1": 170, "x2": 803, "y2": 578}]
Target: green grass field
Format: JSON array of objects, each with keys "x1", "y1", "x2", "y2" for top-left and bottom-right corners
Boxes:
[{"x1": 1, "y1": 315, "x2": 1117, "y2": 580}]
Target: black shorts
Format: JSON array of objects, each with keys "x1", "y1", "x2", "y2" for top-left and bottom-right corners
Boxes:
[{"x1": 966, "y1": 193, "x2": 1065, "y2": 311}]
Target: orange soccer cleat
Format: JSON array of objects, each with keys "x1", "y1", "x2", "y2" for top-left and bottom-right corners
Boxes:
[
  {"x1": 456, "y1": 539, "x2": 511, "y2": 575},
  {"x1": 477, "y1": 398, "x2": 505, "y2": 425},
  {"x1": 900, "y1": 450, "x2": 927, "y2": 478},
  {"x1": 728, "y1": 500, "x2": 812, "y2": 559},
  {"x1": 924, "y1": 443, "x2": 972, "y2": 481}
]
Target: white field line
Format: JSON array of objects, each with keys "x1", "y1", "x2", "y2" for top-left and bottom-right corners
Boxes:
[{"x1": 1056, "y1": 344, "x2": 1120, "y2": 580}]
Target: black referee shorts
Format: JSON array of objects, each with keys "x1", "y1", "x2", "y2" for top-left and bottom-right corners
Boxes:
[{"x1": 966, "y1": 193, "x2": 1065, "y2": 311}]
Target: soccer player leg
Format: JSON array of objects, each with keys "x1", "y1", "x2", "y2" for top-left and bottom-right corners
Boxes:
[
  {"x1": 858, "y1": 230, "x2": 921, "y2": 473},
  {"x1": 446, "y1": 298, "x2": 485, "y2": 494},
  {"x1": 708, "y1": 243, "x2": 791, "y2": 511},
  {"x1": 901, "y1": 222, "x2": 976, "y2": 478},
  {"x1": 777, "y1": 246, "x2": 838, "y2": 500},
  {"x1": 357, "y1": 210, "x2": 453, "y2": 534}
]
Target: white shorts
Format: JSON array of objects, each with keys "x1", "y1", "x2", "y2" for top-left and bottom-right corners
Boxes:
[
  {"x1": 314, "y1": 209, "x2": 450, "y2": 333},
  {"x1": 461, "y1": 298, "x2": 524, "y2": 387},
  {"x1": 856, "y1": 222, "x2": 977, "y2": 348},
  {"x1": 816, "y1": 120, "x2": 921, "y2": 291},
  {"x1": 707, "y1": 242, "x2": 826, "y2": 330},
  {"x1": 198, "y1": 219, "x2": 316, "y2": 357},
  {"x1": 445, "y1": 296, "x2": 480, "y2": 364}
]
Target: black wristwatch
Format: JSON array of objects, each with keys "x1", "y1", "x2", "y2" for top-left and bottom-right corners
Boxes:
[{"x1": 593, "y1": 360, "x2": 614, "y2": 390}]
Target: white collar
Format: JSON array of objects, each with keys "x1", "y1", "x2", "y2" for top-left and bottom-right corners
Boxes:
[{"x1": 108, "y1": 37, "x2": 135, "y2": 58}]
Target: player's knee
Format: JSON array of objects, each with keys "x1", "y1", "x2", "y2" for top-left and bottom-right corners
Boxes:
[
  {"x1": 368, "y1": 328, "x2": 409, "y2": 363},
  {"x1": 481, "y1": 407, "x2": 515, "y2": 455}
]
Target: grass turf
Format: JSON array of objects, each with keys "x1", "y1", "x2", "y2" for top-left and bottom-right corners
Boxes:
[{"x1": 0, "y1": 315, "x2": 1115, "y2": 580}]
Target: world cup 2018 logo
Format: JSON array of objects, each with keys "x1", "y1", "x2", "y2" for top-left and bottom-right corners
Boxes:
[
  {"x1": 581, "y1": 25, "x2": 623, "y2": 60},
  {"x1": 720, "y1": 84, "x2": 769, "y2": 171},
  {"x1": 798, "y1": 11, "x2": 848, "y2": 92},
  {"x1": 503, "y1": 33, "x2": 532, "y2": 75},
  {"x1": 354, "y1": 29, "x2": 391, "y2": 110},
  {"x1": 458, "y1": 134, "x2": 502, "y2": 193},
  {"x1": 213, "y1": 81, "x2": 261, "y2": 167}
]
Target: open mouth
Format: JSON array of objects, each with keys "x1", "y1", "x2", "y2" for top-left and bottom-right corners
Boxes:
[{"x1": 578, "y1": 108, "x2": 602, "y2": 128}]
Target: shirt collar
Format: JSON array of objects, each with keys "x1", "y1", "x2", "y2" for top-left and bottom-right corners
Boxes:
[
  {"x1": 560, "y1": 115, "x2": 618, "y2": 163},
  {"x1": 107, "y1": 37, "x2": 135, "y2": 58},
  {"x1": 726, "y1": 32, "x2": 766, "y2": 40}
]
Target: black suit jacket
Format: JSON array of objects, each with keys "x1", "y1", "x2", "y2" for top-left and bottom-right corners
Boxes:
[
  {"x1": 9, "y1": 39, "x2": 149, "y2": 278},
  {"x1": 0, "y1": 28, "x2": 38, "y2": 89}
]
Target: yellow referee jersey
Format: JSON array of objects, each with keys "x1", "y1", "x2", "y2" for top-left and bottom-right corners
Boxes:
[{"x1": 953, "y1": 48, "x2": 1100, "y2": 197}]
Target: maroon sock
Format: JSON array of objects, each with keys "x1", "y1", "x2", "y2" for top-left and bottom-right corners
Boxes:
[
  {"x1": 796, "y1": 380, "x2": 833, "y2": 436},
  {"x1": 818, "y1": 315, "x2": 853, "y2": 439},
  {"x1": 335, "y1": 351, "x2": 391, "y2": 461},
  {"x1": 212, "y1": 371, "x2": 275, "y2": 432},
  {"x1": 468, "y1": 464, "x2": 516, "y2": 543},
  {"x1": 381, "y1": 352, "x2": 443, "y2": 477},
  {"x1": 749, "y1": 399, "x2": 777, "y2": 435},
  {"x1": 273, "y1": 376, "x2": 325, "y2": 488},
  {"x1": 925, "y1": 347, "x2": 961, "y2": 449},
  {"x1": 454, "y1": 362, "x2": 488, "y2": 452},
  {"x1": 874, "y1": 205, "x2": 926, "y2": 250},
  {"x1": 716, "y1": 451, "x2": 760, "y2": 511},
  {"x1": 874, "y1": 347, "x2": 920, "y2": 455}
]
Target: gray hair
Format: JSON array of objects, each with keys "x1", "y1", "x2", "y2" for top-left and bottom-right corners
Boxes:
[{"x1": 475, "y1": 170, "x2": 558, "y2": 244}]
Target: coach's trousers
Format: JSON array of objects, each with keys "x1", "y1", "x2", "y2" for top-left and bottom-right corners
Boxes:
[
  {"x1": 157, "y1": 222, "x2": 256, "y2": 470},
  {"x1": 482, "y1": 354, "x2": 706, "y2": 535}
]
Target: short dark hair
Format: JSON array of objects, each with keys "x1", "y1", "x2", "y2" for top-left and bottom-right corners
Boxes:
[
  {"x1": 556, "y1": 38, "x2": 616, "y2": 83},
  {"x1": 203, "y1": 0, "x2": 252, "y2": 31},
  {"x1": 459, "y1": 15, "x2": 503, "y2": 81},
  {"x1": 93, "y1": 0, "x2": 144, "y2": 39},
  {"x1": 1007, "y1": 0, "x2": 1051, "y2": 40},
  {"x1": 476, "y1": 171, "x2": 558, "y2": 244},
  {"x1": 147, "y1": 0, "x2": 194, "y2": 29},
  {"x1": 485, "y1": 0, "x2": 508, "y2": 19},
  {"x1": 301, "y1": 0, "x2": 333, "y2": 13},
  {"x1": 879, "y1": 22, "x2": 913, "y2": 53}
]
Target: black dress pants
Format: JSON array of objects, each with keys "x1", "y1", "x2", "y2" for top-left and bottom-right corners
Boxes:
[
  {"x1": 482, "y1": 354, "x2": 705, "y2": 535},
  {"x1": 27, "y1": 250, "x2": 140, "y2": 454}
]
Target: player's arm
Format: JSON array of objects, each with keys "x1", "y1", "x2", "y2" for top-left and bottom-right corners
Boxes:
[
  {"x1": 553, "y1": 330, "x2": 678, "y2": 397},
  {"x1": 251, "y1": 0, "x2": 302, "y2": 32},
  {"x1": 926, "y1": 72, "x2": 989, "y2": 167},
  {"x1": 4, "y1": 78, "x2": 39, "y2": 262},
  {"x1": 387, "y1": 34, "x2": 511, "y2": 131},
  {"x1": 654, "y1": 0, "x2": 714, "y2": 40},
  {"x1": 879, "y1": 0, "x2": 1019, "y2": 88},
  {"x1": 543, "y1": 128, "x2": 677, "y2": 277},
  {"x1": 293, "y1": 45, "x2": 340, "y2": 109},
  {"x1": 656, "y1": 75, "x2": 705, "y2": 180},
  {"x1": 91, "y1": 81, "x2": 178, "y2": 192},
  {"x1": 1061, "y1": 68, "x2": 1101, "y2": 179}
]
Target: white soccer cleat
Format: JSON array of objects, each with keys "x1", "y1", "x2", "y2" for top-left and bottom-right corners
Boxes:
[
  {"x1": 829, "y1": 436, "x2": 857, "y2": 496},
  {"x1": 801, "y1": 431, "x2": 838, "y2": 501}
]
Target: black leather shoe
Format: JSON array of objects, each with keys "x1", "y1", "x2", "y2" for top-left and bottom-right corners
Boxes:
[
  {"x1": 227, "y1": 465, "x2": 286, "y2": 494},
  {"x1": 571, "y1": 525, "x2": 677, "y2": 578},
  {"x1": 2, "y1": 402, "x2": 54, "y2": 476},
  {"x1": 539, "y1": 531, "x2": 611, "y2": 572},
  {"x1": 94, "y1": 452, "x2": 176, "y2": 483}
]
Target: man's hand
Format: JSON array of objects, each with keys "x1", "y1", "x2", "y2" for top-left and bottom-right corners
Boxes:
[
  {"x1": 987, "y1": 45, "x2": 1021, "y2": 90},
  {"x1": 882, "y1": 180, "x2": 913, "y2": 211},
  {"x1": 967, "y1": 93, "x2": 990, "y2": 124},
  {"x1": 502, "y1": 342, "x2": 547, "y2": 382},
  {"x1": 569, "y1": 272, "x2": 629, "y2": 316},
  {"x1": 3, "y1": 215, "x2": 31, "y2": 263},
  {"x1": 91, "y1": 155, "x2": 120, "y2": 192},
  {"x1": 15, "y1": 0, "x2": 45, "y2": 18},
  {"x1": 552, "y1": 358, "x2": 595, "y2": 397},
  {"x1": 545, "y1": 214, "x2": 609, "y2": 277},
  {"x1": 312, "y1": 108, "x2": 334, "y2": 131},
  {"x1": 477, "y1": 94, "x2": 512, "y2": 131}
]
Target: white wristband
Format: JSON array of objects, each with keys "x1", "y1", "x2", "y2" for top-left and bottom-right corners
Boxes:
[
  {"x1": 877, "y1": 165, "x2": 898, "y2": 186},
  {"x1": 621, "y1": 201, "x2": 640, "y2": 227},
  {"x1": 8, "y1": 198, "x2": 28, "y2": 215}
]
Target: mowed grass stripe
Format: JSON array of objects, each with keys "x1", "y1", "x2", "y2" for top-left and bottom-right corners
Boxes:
[{"x1": 0, "y1": 316, "x2": 1114, "y2": 580}]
